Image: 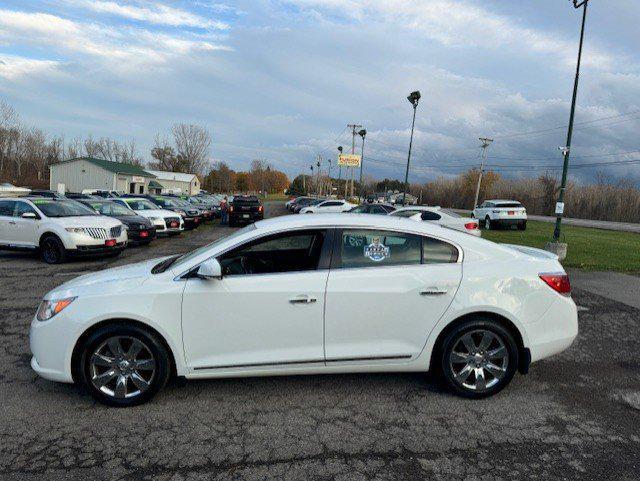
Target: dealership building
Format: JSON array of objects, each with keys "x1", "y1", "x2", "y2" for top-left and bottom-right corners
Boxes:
[
  {"x1": 49, "y1": 158, "x2": 201, "y2": 196},
  {"x1": 49, "y1": 157, "x2": 156, "y2": 195},
  {"x1": 146, "y1": 170, "x2": 201, "y2": 195}
]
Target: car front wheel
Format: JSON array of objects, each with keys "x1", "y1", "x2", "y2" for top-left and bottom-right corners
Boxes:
[
  {"x1": 40, "y1": 235, "x2": 66, "y2": 264},
  {"x1": 440, "y1": 319, "x2": 518, "y2": 398},
  {"x1": 77, "y1": 324, "x2": 171, "y2": 407}
]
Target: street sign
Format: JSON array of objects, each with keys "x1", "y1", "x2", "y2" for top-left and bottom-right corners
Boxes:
[{"x1": 338, "y1": 154, "x2": 361, "y2": 167}]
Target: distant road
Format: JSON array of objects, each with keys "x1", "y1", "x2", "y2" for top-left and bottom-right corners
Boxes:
[{"x1": 453, "y1": 209, "x2": 640, "y2": 234}]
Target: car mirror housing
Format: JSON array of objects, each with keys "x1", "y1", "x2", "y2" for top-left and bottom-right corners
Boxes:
[
  {"x1": 22, "y1": 212, "x2": 38, "y2": 219},
  {"x1": 196, "y1": 258, "x2": 222, "y2": 279}
]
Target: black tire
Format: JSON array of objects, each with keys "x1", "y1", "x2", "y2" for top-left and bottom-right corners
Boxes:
[
  {"x1": 484, "y1": 216, "x2": 492, "y2": 230},
  {"x1": 440, "y1": 318, "x2": 518, "y2": 399},
  {"x1": 40, "y1": 234, "x2": 66, "y2": 264},
  {"x1": 517, "y1": 221, "x2": 527, "y2": 231},
  {"x1": 77, "y1": 324, "x2": 171, "y2": 407},
  {"x1": 168, "y1": 231, "x2": 181, "y2": 237}
]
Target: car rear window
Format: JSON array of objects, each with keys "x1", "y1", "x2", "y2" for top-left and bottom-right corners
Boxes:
[{"x1": 495, "y1": 202, "x2": 522, "y2": 208}]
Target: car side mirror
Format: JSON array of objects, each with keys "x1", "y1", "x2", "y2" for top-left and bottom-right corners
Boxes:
[
  {"x1": 21, "y1": 212, "x2": 38, "y2": 219},
  {"x1": 196, "y1": 258, "x2": 222, "y2": 279}
]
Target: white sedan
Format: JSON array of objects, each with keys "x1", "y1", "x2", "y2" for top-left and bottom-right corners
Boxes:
[
  {"x1": 299, "y1": 199, "x2": 355, "y2": 214},
  {"x1": 30, "y1": 214, "x2": 577, "y2": 406},
  {"x1": 390, "y1": 206, "x2": 481, "y2": 237}
]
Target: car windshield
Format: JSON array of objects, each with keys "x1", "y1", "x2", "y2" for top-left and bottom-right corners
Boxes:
[
  {"x1": 33, "y1": 199, "x2": 97, "y2": 217},
  {"x1": 153, "y1": 224, "x2": 257, "y2": 273},
  {"x1": 88, "y1": 201, "x2": 135, "y2": 216},
  {"x1": 496, "y1": 202, "x2": 522, "y2": 208},
  {"x1": 126, "y1": 199, "x2": 159, "y2": 210}
]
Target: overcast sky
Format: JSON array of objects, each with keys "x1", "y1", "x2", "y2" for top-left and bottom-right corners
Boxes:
[{"x1": 0, "y1": 0, "x2": 639, "y2": 184}]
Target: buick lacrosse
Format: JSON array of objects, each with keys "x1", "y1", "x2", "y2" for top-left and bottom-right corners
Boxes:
[{"x1": 30, "y1": 215, "x2": 578, "y2": 406}]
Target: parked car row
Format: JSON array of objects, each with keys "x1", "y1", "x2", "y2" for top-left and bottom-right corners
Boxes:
[
  {"x1": 0, "y1": 192, "x2": 226, "y2": 264},
  {"x1": 286, "y1": 196, "x2": 527, "y2": 234}
]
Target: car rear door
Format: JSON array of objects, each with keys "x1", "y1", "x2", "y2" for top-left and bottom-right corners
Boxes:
[
  {"x1": 181, "y1": 228, "x2": 332, "y2": 370},
  {"x1": 0, "y1": 200, "x2": 16, "y2": 245},
  {"x1": 324, "y1": 228, "x2": 462, "y2": 362}
]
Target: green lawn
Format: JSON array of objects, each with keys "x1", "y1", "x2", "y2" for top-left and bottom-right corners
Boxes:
[{"x1": 481, "y1": 220, "x2": 640, "y2": 273}]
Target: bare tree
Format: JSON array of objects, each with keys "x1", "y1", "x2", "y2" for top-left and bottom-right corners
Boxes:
[
  {"x1": 149, "y1": 134, "x2": 183, "y2": 171},
  {"x1": 171, "y1": 123, "x2": 212, "y2": 174}
]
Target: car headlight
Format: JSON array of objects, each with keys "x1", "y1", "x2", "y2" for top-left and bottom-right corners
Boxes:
[
  {"x1": 65, "y1": 227, "x2": 85, "y2": 233},
  {"x1": 36, "y1": 297, "x2": 76, "y2": 322},
  {"x1": 149, "y1": 216, "x2": 160, "y2": 221}
]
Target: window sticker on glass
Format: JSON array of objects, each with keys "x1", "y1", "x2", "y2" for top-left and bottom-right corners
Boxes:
[{"x1": 364, "y1": 236, "x2": 390, "y2": 262}]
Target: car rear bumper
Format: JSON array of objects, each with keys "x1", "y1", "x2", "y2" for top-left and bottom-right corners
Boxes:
[{"x1": 527, "y1": 294, "x2": 578, "y2": 363}]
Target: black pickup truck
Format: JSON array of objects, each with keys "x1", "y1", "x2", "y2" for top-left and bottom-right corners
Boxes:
[{"x1": 228, "y1": 195, "x2": 264, "y2": 226}]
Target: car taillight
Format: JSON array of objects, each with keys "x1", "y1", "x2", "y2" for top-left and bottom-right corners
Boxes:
[
  {"x1": 464, "y1": 222, "x2": 478, "y2": 230},
  {"x1": 539, "y1": 273, "x2": 571, "y2": 295},
  {"x1": 105, "y1": 239, "x2": 116, "y2": 247}
]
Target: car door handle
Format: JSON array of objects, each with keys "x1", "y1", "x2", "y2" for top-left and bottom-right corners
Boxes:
[
  {"x1": 289, "y1": 295, "x2": 317, "y2": 304},
  {"x1": 420, "y1": 288, "x2": 448, "y2": 296}
]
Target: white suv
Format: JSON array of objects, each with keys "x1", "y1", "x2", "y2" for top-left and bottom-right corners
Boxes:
[
  {"x1": 0, "y1": 197, "x2": 127, "y2": 263},
  {"x1": 472, "y1": 200, "x2": 527, "y2": 230},
  {"x1": 299, "y1": 199, "x2": 355, "y2": 214},
  {"x1": 113, "y1": 198, "x2": 184, "y2": 235}
]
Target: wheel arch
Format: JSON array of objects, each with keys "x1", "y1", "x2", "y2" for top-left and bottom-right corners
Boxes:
[
  {"x1": 428, "y1": 311, "x2": 530, "y2": 375},
  {"x1": 70, "y1": 318, "x2": 178, "y2": 383}
]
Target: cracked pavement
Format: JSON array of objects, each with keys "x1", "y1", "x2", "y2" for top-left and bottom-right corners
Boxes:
[{"x1": 1, "y1": 203, "x2": 639, "y2": 480}]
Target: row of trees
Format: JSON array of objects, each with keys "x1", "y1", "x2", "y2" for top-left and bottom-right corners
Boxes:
[
  {"x1": 0, "y1": 101, "x2": 292, "y2": 194},
  {"x1": 203, "y1": 159, "x2": 289, "y2": 194}
]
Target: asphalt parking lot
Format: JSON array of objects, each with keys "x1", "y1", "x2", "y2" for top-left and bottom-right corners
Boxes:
[{"x1": 1, "y1": 202, "x2": 639, "y2": 480}]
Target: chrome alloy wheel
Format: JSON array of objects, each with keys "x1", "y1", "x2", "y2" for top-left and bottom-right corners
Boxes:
[
  {"x1": 89, "y1": 336, "x2": 156, "y2": 399},
  {"x1": 448, "y1": 329, "x2": 508, "y2": 391}
]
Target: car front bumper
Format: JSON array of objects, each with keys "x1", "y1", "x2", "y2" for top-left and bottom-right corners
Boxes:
[
  {"x1": 64, "y1": 231, "x2": 128, "y2": 250},
  {"x1": 30, "y1": 313, "x2": 78, "y2": 383}
]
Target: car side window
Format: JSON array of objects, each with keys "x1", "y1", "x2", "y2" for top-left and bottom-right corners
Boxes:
[
  {"x1": 370, "y1": 205, "x2": 386, "y2": 214},
  {"x1": 339, "y1": 229, "x2": 422, "y2": 269},
  {"x1": 13, "y1": 202, "x2": 37, "y2": 217},
  {"x1": 322, "y1": 201, "x2": 342, "y2": 207},
  {"x1": 0, "y1": 200, "x2": 16, "y2": 216},
  {"x1": 421, "y1": 211, "x2": 442, "y2": 221},
  {"x1": 423, "y1": 237, "x2": 459, "y2": 264},
  {"x1": 219, "y1": 229, "x2": 326, "y2": 276}
]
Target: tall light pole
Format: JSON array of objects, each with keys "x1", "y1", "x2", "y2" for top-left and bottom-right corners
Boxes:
[
  {"x1": 473, "y1": 138, "x2": 493, "y2": 209},
  {"x1": 310, "y1": 165, "x2": 314, "y2": 196},
  {"x1": 337, "y1": 146, "x2": 343, "y2": 193},
  {"x1": 402, "y1": 90, "x2": 421, "y2": 206},
  {"x1": 316, "y1": 158, "x2": 321, "y2": 196},
  {"x1": 358, "y1": 129, "x2": 367, "y2": 200},
  {"x1": 553, "y1": 0, "x2": 590, "y2": 243}
]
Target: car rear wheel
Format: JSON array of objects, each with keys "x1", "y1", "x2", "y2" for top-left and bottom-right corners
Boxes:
[
  {"x1": 77, "y1": 324, "x2": 171, "y2": 407},
  {"x1": 484, "y1": 216, "x2": 492, "y2": 230},
  {"x1": 40, "y1": 235, "x2": 66, "y2": 264},
  {"x1": 440, "y1": 319, "x2": 518, "y2": 398}
]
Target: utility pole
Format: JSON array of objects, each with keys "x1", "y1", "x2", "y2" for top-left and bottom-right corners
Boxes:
[
  {"x1": 316, "y1": 156, "x2": 321, "y2": 197},
  {"x1": 403, "y1": 91, "x2": 421, "y2": 206},
  {"x1": 358, "y1": 129, "x2": 367, "y2": 200},
  {"x1": 337, "y1": 146, "x2": 343, "y2": 197},
  {"x1": 347, "y1": 124, "x2": 362, "y2": 199},
  {"x1": 473, "y1": 138, "x2": 494, "y2": 209},
  {"x1": 553, "y1": 0, "x2": 590, "y2": 244}
]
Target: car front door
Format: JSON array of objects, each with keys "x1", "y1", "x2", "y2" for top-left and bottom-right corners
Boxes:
[
  {"x1": 11, "y1": 201, "x2": 40, "y2": 247},
  {"x1": 324, "y1": 228, "x2": 462, "y2": 362},
  {"x1": 181, "y1": 229, "x2": 332, "y2": 370}
]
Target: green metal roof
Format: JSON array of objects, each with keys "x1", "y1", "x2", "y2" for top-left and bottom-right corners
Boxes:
[
  {"x1": 52, "y1": 157, "x2": 155, "y2": 178},
  {"x1": 148, "y1": 180, "x2": 164, "y2": 189}
]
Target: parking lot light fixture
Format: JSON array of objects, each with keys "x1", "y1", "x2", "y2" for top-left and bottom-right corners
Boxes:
[
  {"x1": 402, "y1": 90, "x2": 421, "y2": 206},
  {"x1": 358, "y1": 129, "x2": 367, "y2": 200}
]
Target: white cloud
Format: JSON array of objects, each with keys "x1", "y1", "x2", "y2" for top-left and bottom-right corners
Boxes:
[
  {"x1": 0, "y1": 55, "x2": 60, "y2": 80},
  {"x1": 0, "y1": 9, "x2": 229, "y2": 71},
  {"x1": 284, "y1": 0, "x2": 615, "y2": 70},
  {"x1": 64, "y1": 0, "x2": 229, "y2": 30}
]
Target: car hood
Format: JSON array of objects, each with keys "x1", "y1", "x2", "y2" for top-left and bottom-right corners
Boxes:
[
  {"x1": 45, "y1": 257, "x2": 170, "y2": 299},
  {"x1": 114, "y1": 215, "x2": 152, "y2": 227},
  {"x1": 49, "y1": 216, "x2": 122, "y2": 229},
  {"x1": 134, "y1": 209, "x2": 178, "y2": 218}
]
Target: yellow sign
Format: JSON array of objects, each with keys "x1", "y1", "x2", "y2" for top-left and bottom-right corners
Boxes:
[{"x1": 338, "y1": 154, "x2": 361, "y2": 167}]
